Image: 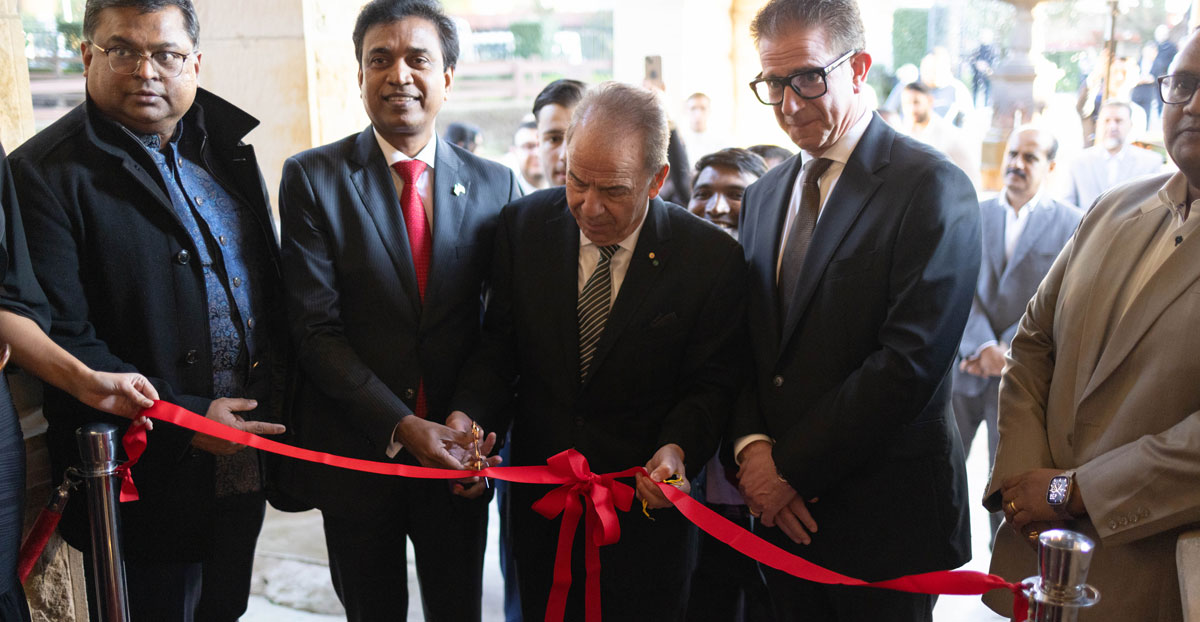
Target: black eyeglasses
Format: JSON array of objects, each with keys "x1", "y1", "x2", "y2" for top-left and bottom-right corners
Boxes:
[
  {"x1": 90, "y1": 42, "x2": 195, "y2": 78},
  {"x1": 1159, "y1": 73, "x2": 1200, "y2": 105},
  {"x1": 749, "y1": 49, "x2": 859, "y2": 105}
]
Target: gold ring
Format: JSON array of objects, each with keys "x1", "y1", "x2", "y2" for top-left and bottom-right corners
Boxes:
[
  {"x1": 1007, "y1": 499, "x2": 1018, "y2": 514},
  {"x1": 749, "y1": 508, "x2": 761, "y2": 518},
  {"x1": 1027, "y1": 530, "x2": 1040, "y2": 543}
]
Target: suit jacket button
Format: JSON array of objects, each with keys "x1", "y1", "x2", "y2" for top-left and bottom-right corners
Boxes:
[
  {"x1": 1108, "y1": 520, "x2": 1118, "y2": 530},
  {"x1": 1138, "y1": 507, "x2": 1150, "y2": 518},
  {"x1": 184, "y1": 349, "x2": 198, "y2": 365},
  {"x1": 772, "y1": 375, "x2": 784, "y2": 388},
  {"x1": 403, "y1": 388, "x2": 415, "y2": 399},
  {"x1": 1118, "y1": 516, "x2": 1128, "y2": 526},
  {"x1": 175, "y1": 249, "x2": 190, "y2": 264}
]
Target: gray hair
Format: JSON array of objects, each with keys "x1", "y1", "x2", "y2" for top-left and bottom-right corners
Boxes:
[
  {"x1": 84, "y1": 0, "x2": 199, "y2": 46},
  {"x1": 567, "y1": 82, "x2": 669, "y2": 176},
  {"x1": 1099, "y1": 99, "x2": 1134, "y2": 121},
  {"x1": 750, "y1": 0, "x2": 865, "y2": 56}
]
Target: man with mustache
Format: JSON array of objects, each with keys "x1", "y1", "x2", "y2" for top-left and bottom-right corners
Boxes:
[
  {"x1": 276, "y1": 0, "x2": 520, "y2": 619},
  {"x1": 9, "y1": 0, "x2": 289, "y2": 618},
  {"x1": 951, "y1": 126, "x2": 1081, "y2": 543},
  {"x1": 983, "y1": 29, "x2": 1200, "y2": 621},
  {"x1": 1063, "y1": 100, "x2": 1164, "y2": 209}
]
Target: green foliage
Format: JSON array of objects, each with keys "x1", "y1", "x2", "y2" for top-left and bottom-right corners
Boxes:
[
  {"x1": 510, "y1": 21, "x2": 544, "y2": 59},
  {"x1": 892, "y1": 8, "x2": 928, "y2": 71},
  {"x1": 1044, "y1": 50, "x2": 1084, "y2": 94},
  {"x1": 58, "y1": 20, "x2": 83, "y2": 51}
]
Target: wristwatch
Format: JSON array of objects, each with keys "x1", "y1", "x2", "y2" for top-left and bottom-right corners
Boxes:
[{"x1": 1046, "y1": 469, "x2": 1076, "y2": 513}]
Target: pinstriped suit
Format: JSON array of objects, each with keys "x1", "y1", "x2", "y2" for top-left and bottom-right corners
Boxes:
[{"x1": 277, "y1": 126, "x2": 520, "y2": 620}]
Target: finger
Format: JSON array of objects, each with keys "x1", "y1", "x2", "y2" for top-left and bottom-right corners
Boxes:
[
  {"x1": 220, "y1": 398, "x2": 259, "y2": 413},
  {"x1": 775, "y1": 508, "x2": 812, "y2": 545},
  {"x1": 444, "y1": 427, "x2": 476, "y2": 449},
  {"x1": 635, "y1": 474, "x2": 670, "y2": 508},
  {"x1": 648, "y1": 462, "x2": 674, "y2": 482},
  {"x1": 134, "y1": 415, "x2": 154, "y2": 431},
  {"x1": 122, "y1": 379, "x2": 156, "y2": 409},
  {"x1": 241, "y1": 421, "x2": 286, "y2": 435},
  {"x1": 135, "y1": 376, "x2": 160, "y2": 401},
  {"x1": 479, "y1": 432, "x2": 498, "y2": 456},
  {"x1": 789, "y1": 498, "x2": 818, "y2": 533}
]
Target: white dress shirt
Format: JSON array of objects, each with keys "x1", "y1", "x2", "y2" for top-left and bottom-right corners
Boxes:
[
  {"x1": 577, "y1": 202, "x2": 649, "y2": 304},
  {"x1": 374, "y1": 129, "x2": 437, "y2": 225}
]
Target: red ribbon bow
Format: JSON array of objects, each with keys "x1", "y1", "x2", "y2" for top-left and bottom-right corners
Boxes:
[
  {"x1": 115, "y1": 420, "x2": 148, "y2": 502},
  {"x1": 531, "y1": 450, "x2": 640, "y2": 622}
]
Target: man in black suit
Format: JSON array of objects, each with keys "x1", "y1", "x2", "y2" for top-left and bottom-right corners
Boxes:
[
  {"x1": 733, "y1": 1, "x2": 981, "y2": 620},
  {"x1": 10, "y1": 1, "x2": 288, "y2": 619},
  {"x1": 450, "y1": 82, "x2": 747, "y2": 620},
  {"x1": 276, "y1": 0, "x2": 519, "y2": 620}
]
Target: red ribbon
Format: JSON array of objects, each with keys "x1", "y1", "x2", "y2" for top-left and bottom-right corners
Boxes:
[
  {"x1": 529, "y1": 450, "x2": 639, "y2": 622},
  {"x1": 121, "y1": 401, "x2": 1030, "y2": 621}
]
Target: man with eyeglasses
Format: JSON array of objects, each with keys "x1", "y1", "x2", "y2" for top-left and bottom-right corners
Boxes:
[
  {"x1": 731, "y1": 1, "x2": 980, "y2": 619},
  {"x1": 9, "y1": 1, "x2": 288, "y2": 620},
  {"x1": 980, "y1": 29, "x2": 1200, "y2": 622}
]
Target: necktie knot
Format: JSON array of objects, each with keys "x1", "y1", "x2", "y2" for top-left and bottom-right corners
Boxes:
[
  {"x1": 598, "y1": 244, "x2": 619, "y2": 262},
  {"x1": 803, "y1": 157, "x2": 833, "y2": 187},
  {"x1": 391, "y1": 159, "x2": 427, "y2": 185}
]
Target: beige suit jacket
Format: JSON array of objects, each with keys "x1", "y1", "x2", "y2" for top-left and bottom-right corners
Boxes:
[{"x1": 983, "y1": 172, "x2": 1200, "y2": 621}]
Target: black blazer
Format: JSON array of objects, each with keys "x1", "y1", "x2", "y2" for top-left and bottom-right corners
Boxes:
[
  {"x1": 452, "y1": 190, "x2": 747, "y2": 479},
  {"x1": 9, "y1": 90, "x2": 288, "y2": 560},
  {"x1": 277, "y1": 127, "x2": 520, "y2": 516},
  {"x1": 733, "y1": 113, "x2": 982, "y2": 581}
]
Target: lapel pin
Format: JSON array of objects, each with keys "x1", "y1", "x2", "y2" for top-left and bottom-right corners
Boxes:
[
  {"x1": 453, "y1": 183, "x2": 466, "y2": 196},
  {"x1": 648, "y1": 251, "x2": 659, "y2": 266}
]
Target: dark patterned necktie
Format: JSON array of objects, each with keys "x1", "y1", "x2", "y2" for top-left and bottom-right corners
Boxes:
[
  {"x1": 578, "y1": 244, "x2": 620, "y2": 382},
  {"x1": 777, "y1": 157, "x2": 833, "y2": 317}
]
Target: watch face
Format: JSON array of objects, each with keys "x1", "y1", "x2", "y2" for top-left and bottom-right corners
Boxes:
[{"x1": 1047, "y1": 476, "x2": 1070, "y2": 505}]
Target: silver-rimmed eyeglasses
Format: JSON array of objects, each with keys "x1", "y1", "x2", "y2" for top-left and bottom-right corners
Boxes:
[
  {"x1": 749, "y1": 49, "x2": 859, "y2": 105},
  {"x1": 90, "y1": 43, "x2": 194, "y2": 78}
]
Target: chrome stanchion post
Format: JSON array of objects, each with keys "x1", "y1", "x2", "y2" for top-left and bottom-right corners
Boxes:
[
  {"x1": 77, "y1": 423, "x2": 131, "y2": 622},
  {"x1": 1023, "y1": 529, "x2": 1100, "y2": 622}
]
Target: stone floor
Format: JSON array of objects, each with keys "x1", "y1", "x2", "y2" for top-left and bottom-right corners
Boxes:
[{"x1": 242, "y1": 430, "x2": 1008, "y2": 621}]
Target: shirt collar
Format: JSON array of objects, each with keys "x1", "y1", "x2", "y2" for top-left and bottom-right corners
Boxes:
[
  {"x1": 801, "y1": 110, "x2": 872, "y2": 167},
  {"x1": 579, "y1": 199, "x2": 650, "y2": 254},
  {"x1": 373, "y1": 129, "x2": 438, "y2": 170},
  {"x1": 998, "y1": 189, "x2": 1044, "y2": 215},
  {"x1": 1155, "y1": 171, "x2": 1195, "y2": 219}
]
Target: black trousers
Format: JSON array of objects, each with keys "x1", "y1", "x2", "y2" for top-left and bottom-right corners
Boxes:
[
  {"x1": 85, "y1": 492, "x2": 264, "y2": 622},
  {"x1": 511, "y1": 484, "x2": 692, "y2": 622},
  {"x1": 684, "y1": 504, "x2": 771, "y2": 622},
  {"x1": 321, "y1": 477, "x2": 490, "y2": 622}
]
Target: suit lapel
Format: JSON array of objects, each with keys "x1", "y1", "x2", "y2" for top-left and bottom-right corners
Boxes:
[
  {"x1": 779, "y1": 115, "x2": 888, "y2": 349},
  {"x1": 983, "y1": 200, "x2": 1007, "y2": 284},
  {"x1": 424, "y1": 138, "x2": 468, "y2": 307},
  {"x1": 1000, "y1": 198, "x2": 1053, "y2": 283},
  {"x1": 1071, "y1": 203, "x2": 1163, "y2": 404},
  {"x1": 348, "y1": 127, "x2": 421, "y2": 317},
  {"x1": 1081, "y1": 207, "x2": 1200, "y2": 402},
  {"x1": 545, "y1": 197, "x2": 583, "y2": 381},
  {"x1": 754, "y1": 155, "x2": 802, "y2": 356},
  {"x1": 583, "y1": 199, "x2": 670, "y2": 386}
]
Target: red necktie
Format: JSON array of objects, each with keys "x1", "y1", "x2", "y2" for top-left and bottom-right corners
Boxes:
[{"x1": 392, "y1": 160, "x2": 431, "y2": 418}]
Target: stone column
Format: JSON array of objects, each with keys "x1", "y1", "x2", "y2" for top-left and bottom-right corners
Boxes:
[
  {"x1": 0, "y1": 0, "x2": 35, "y2": 148},
  {"x1": 194, "y1": 0, "x2": 367, "y2": 216},
  {"x1": 981, "y1": 0, "x2": 1042, "y2": 191}
]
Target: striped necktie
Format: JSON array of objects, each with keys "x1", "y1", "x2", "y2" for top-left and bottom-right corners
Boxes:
[{"x1": 578, "y1": 244, "x2": 620, "y2": 382}]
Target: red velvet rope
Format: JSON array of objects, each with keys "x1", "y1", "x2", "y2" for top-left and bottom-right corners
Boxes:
[{"x1": 119, "y1": 401, "x2": 1030, "y2": 622}]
